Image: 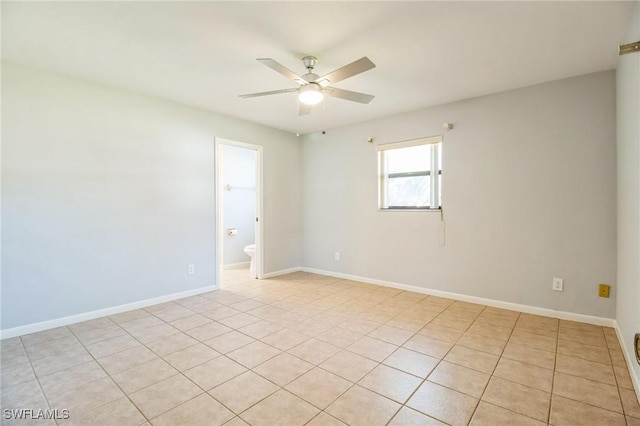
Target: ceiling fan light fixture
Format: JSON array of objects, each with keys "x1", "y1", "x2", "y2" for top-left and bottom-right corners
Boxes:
[{"x1": 298, "y1": 83, "x2": 323, "y2": 105}]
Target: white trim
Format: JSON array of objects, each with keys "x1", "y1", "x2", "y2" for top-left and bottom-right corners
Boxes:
[
  {"x1": 614, "y1": 322, "x2": 640, "y2": 403},
  {"x1": 0, "y1": 285, "x2": 217, "y2": 340},
  {"x1": 261, "y1": 267, "x2": 303, "y2": 279},
  {"x1": 376, "y1": 135, "x2": 442, "y2": 151},
  {"x1": 223, "y1": 261, "x2": 251, "y2": 270},
  {"x1": 301, "y1": 267, "x2": 616, "y2": 327}
]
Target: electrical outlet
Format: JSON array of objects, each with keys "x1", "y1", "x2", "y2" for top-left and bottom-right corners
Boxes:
[
  {"x1": 552, "y1": 278, "x2": 563, "y2": 292},
  {"x1": 334, "y1": 252, "x2": 340, "y2": 261},
  {"x1": 188, "y1": 264, "x2": 195, "y2": 275},
  {"x1": 598, "y1": 284, "x2": 610, "y2": 298}
]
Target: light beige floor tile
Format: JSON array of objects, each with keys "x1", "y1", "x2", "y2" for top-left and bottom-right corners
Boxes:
[
  {"x1": 145, "y1": 332, "x2": 198, "y2": 357},
  {"x1": 555, "y1": 353, "x2": 616, "y2": 385},
  {"x1": 456, "y1": 333, "x2": 506, "y2": 356},
  {"x1": 129, "y1": 374, "x2": 202, "y2": 419},
  {"x1": 228, "y1": 299, "x2": 264, "y2": 312},
  {"x1": 306, "y1": 412, "x2": 347, "y2": 426},
  {"x1": 558, "y1": 328, "x2": 607, "y2": 348},
  {"x1": 1, "y1": 361, "x2": 35, "y2": 389},
  {"x1": 481, "y1": 376, "x2": 550, "y2": 422},
  {"x1": 162, "y1": 343, "x2": 220, "y2": 372},
  {"x1": 237, "y1": 320, "x2": 284, "y2": 339},
  {"x1": 326, "y1": 385, "x2": 401, "y2": 426},
  {"x1": 58, "y1": 397, "x2": 146, "y2": 426},
  {"x1": 508, "y1": 330, "x2": 557, "y2": 353},
  {"x1": 442, "y1": 345, "x2": 499, "y2": 374},
  {"x1": 98, "y1": 346, "x2": 158, "y2": 375},
  {"x1": 260, "y1": 328, "x2": 309, "y2": 351},
  {"x1": 550, "y1": 395, "x2": 626, "y2": 426},
  {"x1": 347, "y1": 336, "x2": 397, "y2": 362},
  {"x1": 223, "y1": 417, "x2": 250, "y2": 426},
  {"x1": 31, "y1": 347, "x2": 93, "y2": 377},
  {"x1": 383, "y1": 347, "x2": 439, "y2": 378},
  {"x1": 73, "y1": 324, "x2": 127, "y2": 346},
  {"x1": 85, "y1": 334, "x2": 141, "y2": 359},
  {"x1": 470, "y1": 401, "x2": 545, "y2": 426},
  {"x1": 287, "y1": 338, "x2": 341, "y2": 365},
  {"x1": 1, "y1": 379, "x2": 48, "y2": 409},
  {"x1": 285, "y1": 367, "x2": 352, "y2": 409},
  {"x1": 403, "y1": 335, "x2": 453, "y2": 359},
  {"x1": 204, "y1": 331, "x2": 254, "y2": 354},
  {"x1": 39, "y1": 361, "x2": 106, "y2": 397},
  {"x1": 226, "y1": 341, "x2": 281, "y2": 369},
  {"x1": 367, "y1": 325, "x2": 415, "y2": 345},
  {"x1": 111, "y1": 358, "x2": 178, "y2": 394},
  {"x1": 185, "y1": 322, "x2": 233, "y2": 341},
  {"x1": 502, "y1": 341, "x2": 555, "y2": 370},
  {"x1": 208, "y1": 371, "x2": 278, "y2": 414},
  {"x1": 427, "y1": 360, "x2": 490, "y2": 398},
  {"x1": 407, "y1": 381, "x2": 478, "y2": 426},
  {"x1": 556, "y1": 338, "x2": 610, "y2": 364},
  {"x1": 388, "y1": 407, "x2": 447, "y2": 425},
  {"x1": 109, "y1": 309, "x2": 152, "y2": 324},
  {"x1": 48, "y1": 376, "x2": 124, "y2": 413},
  {"x1": 239, "y1": 389, "x2": 319, "y2": 426},
  {"x1": 202, "y1": 306, "x2": 242, "y2": 321},
  {"x1": 620, "y1": 387, "x2": 640, "y2": 418},
  {"x1": 183, "y1": 356, "x2": 247, "y2": 390},
  {"x1": 614, "y1": 364, "x2": 635, "y2": 389},
  {"x1": 386, "y1": 317, "x2": 429, "y2": 333},
  {"x1": 21, "y1": 327, "x2": 74, "y2": 347},
  {"x1": 493, "y1": 357, "x2": 553, "y2": 392},
  {"x1": 169, "y1": 314, "x2": 213, "y2": 332},
  {"x1": 628, "y1": 416, "x2": 640, "y2": 426},
  {"x1": 553, "y1": 371, "x2": 622, "y2": 413},
  {"x1": 151, "y1": 393, "x2": 234, "y2": 426},
  {"x1": 358, "y1": 364, "x2": 422, "y2": 403},
  {"x1": 119, "y1": 316, "x2": 164, "y2": 332},
  {"x1": 316, "y1": 327, "x2": 364, "y2": 348},
  {"x1": 152, "y1": 306, "x2": 195, "y2": 323},
  {"x1": 253, "y1": 352, "x2": 313, "y2": 386},
  {"x1": 218, "y1": 313, "x2": 261, "y2": 329},
  {"x1": 320, "y1": 350, "x2": 378, "y2": 382},
  {"x1": 419, "y1": 323, "x2": 465, "y2": 343}
]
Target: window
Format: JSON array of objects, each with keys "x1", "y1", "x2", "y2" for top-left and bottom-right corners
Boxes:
[{"x1": 378, "y1": 135, "x2": 442, "y2": 210}]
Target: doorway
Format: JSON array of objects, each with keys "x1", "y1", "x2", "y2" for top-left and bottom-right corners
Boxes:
[{"x1": 215, "y1": 138, "x2": 263, "y2": 288}]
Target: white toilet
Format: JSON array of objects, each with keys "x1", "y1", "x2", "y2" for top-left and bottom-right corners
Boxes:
[{"x1": 243, "y1": 244, "x2": 256, "y2": 278}]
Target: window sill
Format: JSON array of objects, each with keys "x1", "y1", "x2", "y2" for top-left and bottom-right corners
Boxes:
[{"x1": 378, "y1": 207, "x2": 441, "y2": 212}]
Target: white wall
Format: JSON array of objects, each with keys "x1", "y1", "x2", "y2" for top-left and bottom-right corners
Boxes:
[
  {"x1": 222, "y1": 144, "x2": 256, "y2": 266},
  {"x1": 616, "y1": 1, "x2": 640, "y2": 393},
  {"x1": 1, "y1": 62, "x2": 302, "y2": 330},
  {"x1": 302, "y1": 71, "x2": 617, "y2": 319}
]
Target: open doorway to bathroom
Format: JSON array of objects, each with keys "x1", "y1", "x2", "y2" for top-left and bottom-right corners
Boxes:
[{"x1": 215, "y1": 138, "x2": 263, "y2": 289}]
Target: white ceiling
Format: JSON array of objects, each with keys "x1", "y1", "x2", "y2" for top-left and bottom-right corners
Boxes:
[{"x1": 2, "y1": 1, "x2": 634, "y2": 135}]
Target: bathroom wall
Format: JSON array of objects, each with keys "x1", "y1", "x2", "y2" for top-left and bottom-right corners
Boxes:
[{"x1": 222, "y1": 144, "x2": 256, "y2": 267}]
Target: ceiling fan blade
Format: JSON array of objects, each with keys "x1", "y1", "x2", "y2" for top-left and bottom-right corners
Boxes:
[
  {"x1": 317, "y1": 57, "x2": 375, "y2": 86},
  {"x1": 257, "y1": 58, "x2": 307, "y2": 85},
  {"x1": 298, "y1": 103, "x2": 311, "y2": 116},
  {"x1": 324, "y1": 87, "x2": 374, "y2": 104},
  {"x1": 239, "y1": 88, "x2": 298, "y2": 98}
]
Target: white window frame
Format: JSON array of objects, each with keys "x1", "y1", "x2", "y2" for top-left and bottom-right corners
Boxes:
[{"x1": 377, "y1": 135, "x2": 442, "y2": 211}]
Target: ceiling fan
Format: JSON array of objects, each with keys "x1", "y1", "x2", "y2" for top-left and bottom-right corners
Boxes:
[{"x1": 239, "y1": 56, "x2": 376, "y2": 115}]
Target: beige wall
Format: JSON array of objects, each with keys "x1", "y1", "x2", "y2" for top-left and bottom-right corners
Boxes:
[
  {"x1": 1, "y1": 62, "x2": 302, "y2": 330},
  {"x1": 302, "y1": 71, "x2": 617, "y2": 319}
]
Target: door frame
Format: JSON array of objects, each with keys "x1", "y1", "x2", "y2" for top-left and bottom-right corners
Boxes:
[{"x1": 214, "y1": 137, "x2": 264, "y2": 286}]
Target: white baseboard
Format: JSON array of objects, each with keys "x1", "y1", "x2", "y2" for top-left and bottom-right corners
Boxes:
[
  {"x1": 261, "y1": 267, "x2": 303, "y2": 279},
  {"x1": 301, "y1": 267, "x2": 616, "y2": 327},
  {"x1": 0, "y1": 285, "x2": 217, "y2": 340},
  {"x1": 223, "y1": 261, "x2": 250, "y2": 270},
  {"x1": 614, "y1": 323, "x2": 640, "y2": 403}
]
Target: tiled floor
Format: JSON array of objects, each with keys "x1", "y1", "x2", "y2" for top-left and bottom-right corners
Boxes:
[{"x1": 1, "y1": 268, "x2": 639, "y2": 425}]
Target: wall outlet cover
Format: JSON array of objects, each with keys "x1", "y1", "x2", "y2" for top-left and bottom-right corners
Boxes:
[
  {"x1": 598, "y1": 284, "x2": 610, "y2": 298},
  {"x1": 552, "y1": 278, "x2": 563, "y2": 292}
]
